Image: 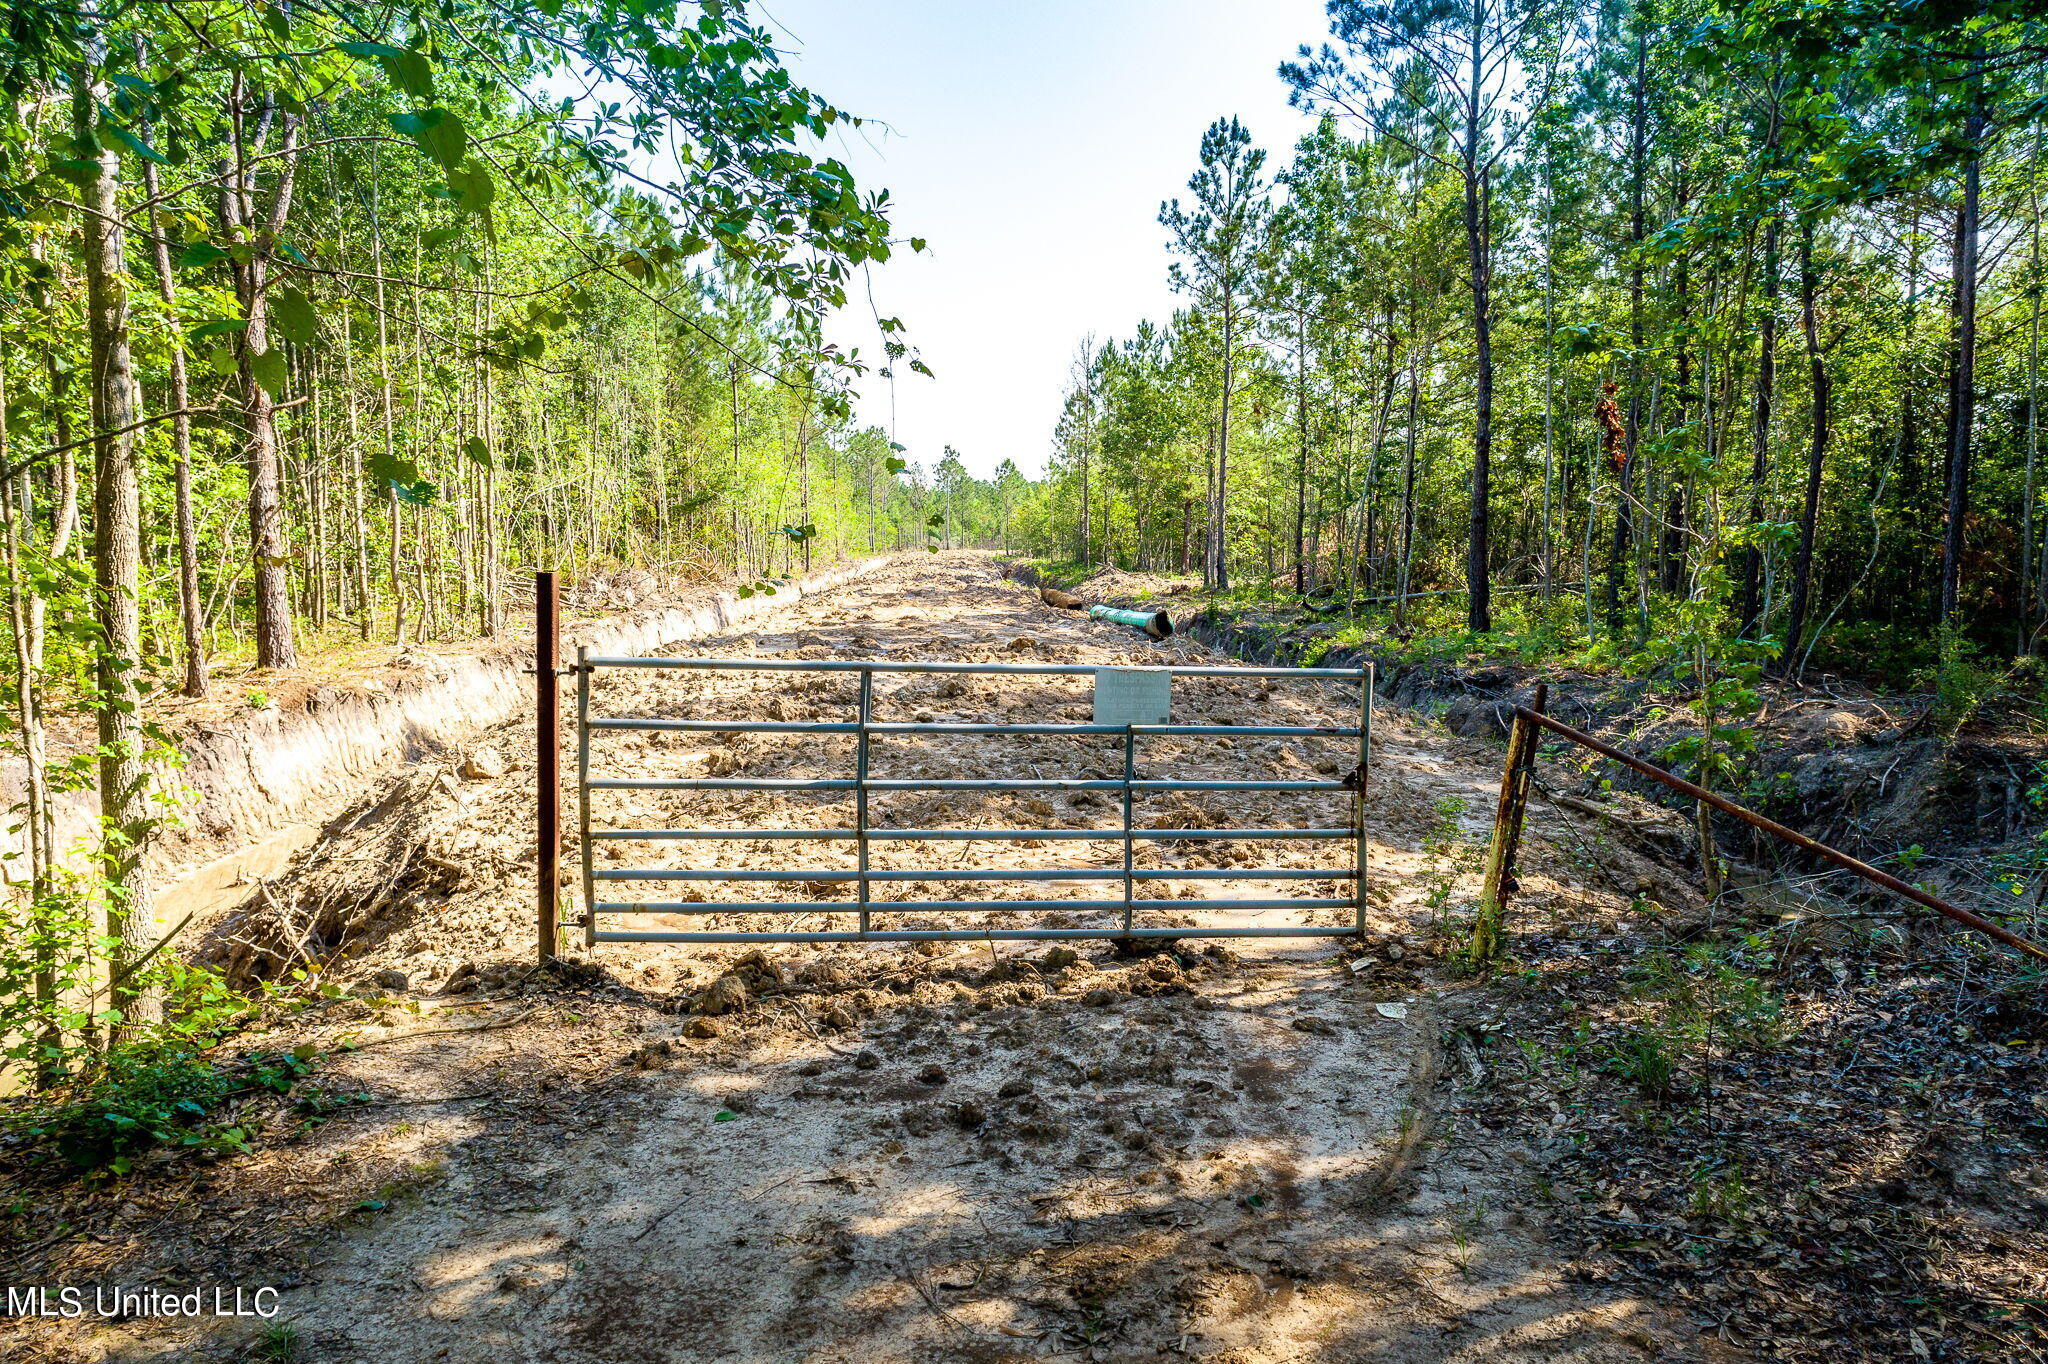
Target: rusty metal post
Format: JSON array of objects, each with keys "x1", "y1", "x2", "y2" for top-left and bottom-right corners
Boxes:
[
  {"x1": 1475, "y1": 682, "x2": 1546, "y2": 960},
  {"x1": 535, "y1": 570, "x2": 560, "y2": 963}
]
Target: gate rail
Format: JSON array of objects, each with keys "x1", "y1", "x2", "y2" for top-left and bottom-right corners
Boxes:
[{"x1": 574, "y1": 655, "x2": 1372, "y2": 946}]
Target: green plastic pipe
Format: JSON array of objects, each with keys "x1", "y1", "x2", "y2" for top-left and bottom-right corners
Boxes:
[{"x1": 1086, "y1": 604, "x2": 1174, "y2": 639}]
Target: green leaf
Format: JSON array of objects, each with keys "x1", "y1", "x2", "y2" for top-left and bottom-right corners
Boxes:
[
  {"x1": 463, "y1": 436, "x2": 491, "y2": 469},
  {"x1": 712, "y1": 1109, "x2": 738, "y2": 1122},
  {"x1": 187, "y1": 318, "x2": 246, "y2": 342},
  {"x1": 343, "y1": 41, "x2": 436, "y2": 98},
  {"x1": 249, "y1": 347, "x2": 288, "y2": 398},
  {"x1": 451, "y1": 160, "x2": 496, "y2": 213},
  {"x1": 391, "y1": 108, "x2": 467, "y2": 172},
  {"x1": 270, "y1": 286, "x2": 318, "y2": 346},
  {"x1": 175, "y1": 242, "x2": 228, "y2": 269},
  {"x1": 368, "y1": 449, "x2": 426, "y2": 487},
  {"x1": 884, "y1": 456, "x2": 907, "y2": 475},
  {"x1": 385, "y1": 49, "x2": 435, "y2": 98},
  {"x1": 102, "y1": 119, "x2": 167, "y2": 165}
]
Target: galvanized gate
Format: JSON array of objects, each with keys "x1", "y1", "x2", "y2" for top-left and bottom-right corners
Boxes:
[{"x1": 574, "y1": 654, "x2": 1372, "y2": 946}]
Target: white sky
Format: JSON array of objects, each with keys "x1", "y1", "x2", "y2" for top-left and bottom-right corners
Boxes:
[{"x1": 759, "y1": 0, "x2": 1332, "y2": 478}]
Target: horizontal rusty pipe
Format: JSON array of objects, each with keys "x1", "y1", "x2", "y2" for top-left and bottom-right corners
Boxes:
[
  {"x1": 1040, "y1": 586, "x2": 1086, "y2": 610},
  {"x1": 1516, "y1": 706, "x2": 2048, "y2": 966},
  {"x1": 1087, "y1": 604, "x2": 1174, "y2": 639}
]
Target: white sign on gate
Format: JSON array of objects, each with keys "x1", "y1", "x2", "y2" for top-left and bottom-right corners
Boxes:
[{"x1": 1092, "y1": 667, "x2": 1171, "y2": 727}]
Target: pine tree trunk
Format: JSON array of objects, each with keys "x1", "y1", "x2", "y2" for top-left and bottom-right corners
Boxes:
[
  {"x1": 1294, "y1": 306, "x2": 1311, "y2": 595},
  {"x1": 1741, "y1": 215, "x2": 1781, "y2": 635},
  {"x1": 1607, "y1": 27, "x2": 1649, "y2": 638},
  {"x1": 226, "y1": 88, "x2": 300, "y2": 669},
  {"x1": 1462, "y1": 17, "x2": 1493, "y2": 634},
  {"x1": 1940, "y1": 81, "x2": 1984, "y2": 628},
  {"x1": 1782, "y1": 216, "x2": 1831, "y2": 664},
  {"x1": 141, "y1": 147, "x2": 207, "y2": 696},
  {"x1": 76, "y1": 65, "x2": 159, "y2": 1033},
  {"x1": 1396, "y1": 348, "x2": 1422, "y2": 624},
  {"x1": 1740, "y1": 99, "x2": 1784, "y2": 635},
  {"x1": 1213, "y1": 305, "x2": 1234, "y2": 591}
]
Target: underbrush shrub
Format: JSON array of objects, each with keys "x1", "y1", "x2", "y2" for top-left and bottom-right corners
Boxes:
[
  {"x1": 1607, "y1": 1022, "x2": 1681, "y2": 1100},
  {"x1": 1926, "y1": 629, "x2": 2014, "y2": 738},
  {"x1": 1599, "y1": 939, "x2": 1794, "y2": 1102},
  {"x1": 0, "y1": 921, "x2": 331, "y2": 1176},
  {"x1": 4, "y1": 1030, "x2": 329, "y2": 1176}
]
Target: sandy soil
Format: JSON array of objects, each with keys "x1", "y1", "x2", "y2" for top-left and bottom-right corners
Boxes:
[{"x1": 9, "y1": 554, "x2": 1724, "y2": 1363}]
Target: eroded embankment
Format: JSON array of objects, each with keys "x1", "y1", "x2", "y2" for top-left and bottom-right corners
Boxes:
[{"x1": 1, "y1": 556, "x2": 893, "y2": 935}]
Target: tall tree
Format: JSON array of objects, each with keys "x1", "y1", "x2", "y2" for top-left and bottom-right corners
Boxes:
[
  {"x1": 72, "y1": 47, "x2": 157, "y2": 1031},
  {"x1": 1288, "y1": 0, "x2": 1563, "y2": 631},
  {"x1": 1162, "y1": 118, "x2": 1270, "y2": 590}
]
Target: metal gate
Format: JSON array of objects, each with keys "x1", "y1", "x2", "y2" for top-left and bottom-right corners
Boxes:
[{"x1": 574, "y1": 654, "x2": 1372, "y2": 946}]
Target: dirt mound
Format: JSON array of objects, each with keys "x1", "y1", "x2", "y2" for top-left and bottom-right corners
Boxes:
[{"x1": 1070, "y1": 563, "x2": 1201, "y2": 604}]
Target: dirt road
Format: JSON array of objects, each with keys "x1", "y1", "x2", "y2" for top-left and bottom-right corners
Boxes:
[{"x1": 17, "y1": 555, "x2": 1716, "y2": 1363}]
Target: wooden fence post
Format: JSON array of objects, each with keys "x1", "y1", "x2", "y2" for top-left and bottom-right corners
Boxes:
[
  {"x1": 1474, "y1": 682, "x2": 1547, "y2": 960},
  {"x1": 536, "y1": 570, "x2": 560, "y2": 964}
]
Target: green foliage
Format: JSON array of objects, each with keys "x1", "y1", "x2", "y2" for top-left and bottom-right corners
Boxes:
[
  {"x1": 7, "y1": 1038, "x2": 321, "y2": 1174},
  {"x1": 255, "y1": 1323, "x2": 302, "y2": 1362},
  {"x1": 1685, "y1": 1157, "x2": 1753, "y2": 1224},
  {"x1": 1928, "y1": 630, "x2": 2007, "y2": 739},
  {"x1": 1416, "y1": 795, "x2": 1490, "y2": 969},
  {"x1": 0, "y1": 875, "x2": 99, "y2": 1075},
  {"x1": 1607, "y1": 1024, "x2": 1680, "y2": 1100},
  {"x1": 1004, "y1": 0, "x2": 2046, "y2": 706},
  {"x1": 1604, "y1": 939, "x2": 1795, "y2": 1104}
]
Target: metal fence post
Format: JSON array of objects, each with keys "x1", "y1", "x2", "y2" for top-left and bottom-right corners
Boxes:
[
  {"x1": 535, "y1": 571, "x2": 560, "y2": 964},
  {"x1": 856, "y1": 667, "x2": 873, "y2": 939},
  {"x1": 1120, "y1": 725, "x2": 1136, "y2": 939},
  {"x1": 577, "y1": 645, "x2": 595, "y2": 950},
  {"x1": 1355, "y1": 664, "x2": 1372, "y2": 936}
]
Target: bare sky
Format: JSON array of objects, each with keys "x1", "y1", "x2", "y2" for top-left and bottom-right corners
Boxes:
[{"x1": 760, "y1": 0, "x2": 1332, "y2": 478}]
